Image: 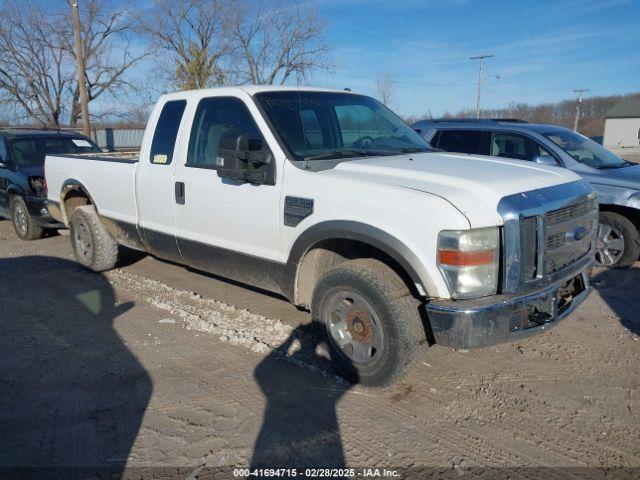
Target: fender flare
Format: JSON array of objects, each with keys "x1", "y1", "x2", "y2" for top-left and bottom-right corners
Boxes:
[
  {"x1": 58, "y1": 178, "x2": 98, "y2": 224},
  {"x1": 6, "y1": 183, "x2": 25, "y2": 199},
  {"x1": 284, "y1": 220, "x2": 433, "y2": 300}
]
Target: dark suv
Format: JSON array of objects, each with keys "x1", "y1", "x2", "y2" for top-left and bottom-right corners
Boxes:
[
  {"x1": 0, "y1": 130, "x2": 101, "y2": 240},
  {"x1": 413, "y1": 119, "x2": 640, "y2": 268}
]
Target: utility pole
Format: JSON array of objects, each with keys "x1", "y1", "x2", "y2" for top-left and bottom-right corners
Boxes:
[
  {"x1": 572, "y1": 88, "x2": 590, "y2": 132},
  {"x1": 71, "y1": 0, "x2": 90, "y2": 136},
  {"x1": 470, "y1": 53, "x2": 493, "y2": 118}
]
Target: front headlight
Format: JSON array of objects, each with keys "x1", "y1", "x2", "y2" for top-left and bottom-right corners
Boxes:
[{"x1": 437, "y1": 227, "x2": 500, "y2": 299}]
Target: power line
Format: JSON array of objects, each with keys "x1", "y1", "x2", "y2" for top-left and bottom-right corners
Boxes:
[
  {"x1": 572, "y1": 88, "x2": 590, "y2": 131},
  {"x1": 470, "y1": 53, "x2": 494, "y2": 118}
]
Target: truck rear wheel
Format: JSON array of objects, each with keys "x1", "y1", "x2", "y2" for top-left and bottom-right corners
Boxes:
[
  {"x1": 10, "y1": 196, "x2": 44, "y2": 241},
  {"x1": 311, "y1": 258, "x2": 426, "y2": 388},
  {"x1": 69, "y1": 205, "x2": 118, "y2": 272}
]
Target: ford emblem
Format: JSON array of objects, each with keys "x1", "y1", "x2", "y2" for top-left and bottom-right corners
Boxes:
[{"x1": 572, "y1": 226, "x2": 587, "y2": 242}]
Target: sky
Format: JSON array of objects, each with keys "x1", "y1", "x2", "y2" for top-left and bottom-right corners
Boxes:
[
  {"x1": 86, "y1": 0, "x2": 640, "y2": 119},
  {"x1": 305, "y1": 0, "x2": 640, "y2": 117}
]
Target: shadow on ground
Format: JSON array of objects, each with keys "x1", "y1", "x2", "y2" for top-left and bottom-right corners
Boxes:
[
  {"x1": 0, "y1": 256, "x2": 152, "y2": 476},
  {"x1": 251, "y1": 323, "x2": 354, "y2": 470},
  {"x1": 592, "y1": 265, "x2": 640, "y2": 335}
]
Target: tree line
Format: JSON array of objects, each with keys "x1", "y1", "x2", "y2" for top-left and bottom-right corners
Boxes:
[
  {"x1": 0, "y1": 0, "x2": 330, "y2": 128},
  {"x1": 406, "y1": 92, "x2": 640, "y2": 138}
]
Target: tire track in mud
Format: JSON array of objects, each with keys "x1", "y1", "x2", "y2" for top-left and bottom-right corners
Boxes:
[
  {"x1": 107, "y1": 269, "x2": 535, "y2": 467},
  {"x1": 104, "y1": 267, "x2": 640, "y2": 469}
]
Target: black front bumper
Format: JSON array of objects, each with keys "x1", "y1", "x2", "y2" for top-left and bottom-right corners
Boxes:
[
  {"x1": 23, "y1": 195, "x2": 65, "y2": 229},
  {"x1": 426, "y1": 270, "x2": 591, "y2": 349}
]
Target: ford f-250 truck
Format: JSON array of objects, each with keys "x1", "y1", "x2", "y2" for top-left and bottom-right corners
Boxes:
[{"x1": 45, "y1": 86, "x2": 598, "y2": 387}]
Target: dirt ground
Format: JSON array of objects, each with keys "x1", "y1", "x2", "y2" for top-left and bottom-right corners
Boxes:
[
  {"x1": 621, "y1": 153, "x2": 640, "y2": 164},
  {"x1": 0, "y1": 219, "x2": 638, "y2": 479}
]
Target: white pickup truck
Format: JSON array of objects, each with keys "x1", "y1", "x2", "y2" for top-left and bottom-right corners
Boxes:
[{"x1": 46, "y1": 86, "x2": 598, "y2": 386}]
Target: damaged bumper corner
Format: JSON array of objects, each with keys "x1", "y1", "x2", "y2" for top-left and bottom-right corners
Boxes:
[{"x1": 426, "y1": 271, "x2": 591, "y2": 349}]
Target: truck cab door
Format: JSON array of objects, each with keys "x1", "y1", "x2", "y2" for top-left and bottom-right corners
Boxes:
[
  {"x1": 135, "y1": 99, "x2": 187, "y2": 263},
  {"x1": 172, "y1": 95, "x2": 284, "y2": 293}
]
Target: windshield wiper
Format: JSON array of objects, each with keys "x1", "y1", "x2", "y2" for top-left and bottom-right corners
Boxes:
[
  {"x1": 303, "y1": 149, "x2": 379, "y2": 161},
  {"x1": 597, "y1": 161, "x2": 633, "y2": 169},
  {"x1": 393, "y1": 147, "x2": 432, "y2": 154}
]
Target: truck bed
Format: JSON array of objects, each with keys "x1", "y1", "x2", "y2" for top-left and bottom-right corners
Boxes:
[{"x1": 45, "y1": 153, "x2": 139, "y2": 226}]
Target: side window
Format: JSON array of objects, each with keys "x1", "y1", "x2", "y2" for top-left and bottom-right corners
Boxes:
[
  {"x1": 429, "y1": 130, "x2": 441, "y2": 148},
  {"x1": 490, "y1": 132, "x2": 551, "y2": 161},
  {"x1": 0, "y1": 138, "x2": 8, "y2": 162},
  {"x1": 149, "y1": 100, "x2": 187, "y2": 165},
  {"x1": 437, "y1": 130, "x2": 489, "y2": 155},
  {"x1": 187, "y1": 97, "x2": 265, "y2": 168}
]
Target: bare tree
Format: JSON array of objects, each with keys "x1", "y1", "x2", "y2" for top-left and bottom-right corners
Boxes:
[
  {"x1": 227, "y1": 0, "x2": 331, "y2": 85},
  {"x1": 139, "y1": 0, "x2": 229, "y2": 90},
  {"x1": 56, "y1": 0, "x2": 149, "y2": 127},
  {"x1": 0, "y1": 3, "x2": 71, "y2": 127},
  {"x1": 376, "y1": 71, "x2": 396, "y2": 106}
]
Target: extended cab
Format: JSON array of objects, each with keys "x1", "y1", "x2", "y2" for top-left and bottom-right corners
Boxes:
[{"x1": 45, "y1": 87, "x2": 598, "y2": 387}]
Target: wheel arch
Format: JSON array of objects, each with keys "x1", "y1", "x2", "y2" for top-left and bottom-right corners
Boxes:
[
  {"x1": 599, "y1": 203, "x2": 640, "y2": 232},
  {"x1": 59, "y1": 179, "x2": 97, "y2": 226},
  {"x1": 286, "y1": 220, "x2": 432, "y2": 307}
]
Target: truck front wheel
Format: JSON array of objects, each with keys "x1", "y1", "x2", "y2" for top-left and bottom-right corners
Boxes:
[
  {"x1": 10, "y1": 196, "x2": 44, "y2": 241},
  {"x1": 69, "y1": 205, "x2": 118, "y2": 272},
  {"x1": 311, "y1": 258, "x2": 427, "y2": 388}
]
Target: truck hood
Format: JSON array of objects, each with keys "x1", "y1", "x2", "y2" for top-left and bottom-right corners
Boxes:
[
  {"x1": 578, "y1": 164, "x2": 640, "y2": 190},
  {"x1": 328, "y1": 152, "x2": 581, "y2": 227}
]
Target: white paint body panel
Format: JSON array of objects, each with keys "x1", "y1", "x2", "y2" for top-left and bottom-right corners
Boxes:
[
  {"x1": 45, "y1": 155, "x2": 139, "y2": 225},
  {"x1": 45, "y1": 85, "x2": 585, "y2": 300}
]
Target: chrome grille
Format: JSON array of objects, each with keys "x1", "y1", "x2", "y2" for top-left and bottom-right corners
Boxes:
[
  {"x1": 545, "y1": 201, "x2": 593, "y2": 226},
  {"x1": 545, "y1": 218, "x2": 593, "y2": 250},
  {"x1": 543, "y1": 200, "x2": 596, "y2": 275},
  {"x1": 498, "y1": 181, "x2": 597, "y2": 294}
]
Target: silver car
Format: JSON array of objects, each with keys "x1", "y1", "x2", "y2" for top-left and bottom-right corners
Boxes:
[{"x1": 413, "y1": 119, "x2": 640, "y2": 268}]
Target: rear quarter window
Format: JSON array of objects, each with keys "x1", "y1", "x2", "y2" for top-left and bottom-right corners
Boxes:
[
  {"x1": 436, "y1": 130, "x2": 489, "y2": 155},
  {"x1": 150, "y1": 100, "x2": 187, "y2": 165}
]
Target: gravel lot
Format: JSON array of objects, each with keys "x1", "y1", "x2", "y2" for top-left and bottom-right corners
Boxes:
[
  {"x1": 0, "y1": 219, "x2": 638, "y2": 479},
  {"x1": 621, "y1": 153, "x2": 640, "y2": 164}
]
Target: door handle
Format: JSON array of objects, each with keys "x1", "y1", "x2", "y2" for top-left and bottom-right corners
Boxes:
[{"x1": 175, "y1": 181, "x2": 185, "y2": 205}]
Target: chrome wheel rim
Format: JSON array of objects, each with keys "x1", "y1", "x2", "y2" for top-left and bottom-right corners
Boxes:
[
  {"x1": 323, "y1": 289, "x2": 385, "y2": 366},
  {"x1": 73, "y1": 219, "x2": 93, "y2": 262},
  {"x1": 595, "y1": 222, "x2": 625, "y2": 266},
  {"x1": 13, "y1": 203, "x2": 28, "y2": 236}
]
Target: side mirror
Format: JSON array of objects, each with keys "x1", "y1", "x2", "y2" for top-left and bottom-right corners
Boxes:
[
  {"x1": 533, "y1": 155, "x2": 558, "y2": 166},
  {"x1": 216, "y1": 133, "x2": 274, "y2": 185}
]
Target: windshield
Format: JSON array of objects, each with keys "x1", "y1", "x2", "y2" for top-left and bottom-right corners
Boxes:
[
  {"x1": 543, "y1": 129, "x2": 627, "y2": 169},
  {"x1": 9, "y1": 136, "x2": 101, "y2": 167},
  {"x1": 254, "y1": 91, "x2": 432, "y2": 161}
]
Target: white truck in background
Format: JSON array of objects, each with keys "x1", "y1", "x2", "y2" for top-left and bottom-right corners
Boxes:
[{"x1": 45, "y1": 86, "x2": 598, "y2": 387}]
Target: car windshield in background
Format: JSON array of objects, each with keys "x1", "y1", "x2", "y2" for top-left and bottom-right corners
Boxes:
[
  {"x1": 543, "y1": 130, "x2": 628, "y2": 169},
  {"x1": 9, "y1": 137, "x2": 101, "y2": 167},
  {"x1": 254, "y1": 91, "x2": 432, "y2": 161}
]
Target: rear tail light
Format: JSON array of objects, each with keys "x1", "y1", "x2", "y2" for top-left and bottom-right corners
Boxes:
[{"x1": 29, "y1": 176, "x2": 47, "y2": 196}]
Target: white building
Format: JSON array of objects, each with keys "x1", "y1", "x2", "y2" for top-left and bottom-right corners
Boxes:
[{"x1": 603, "y1": 98, "x2": 640, "y2": 155}]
